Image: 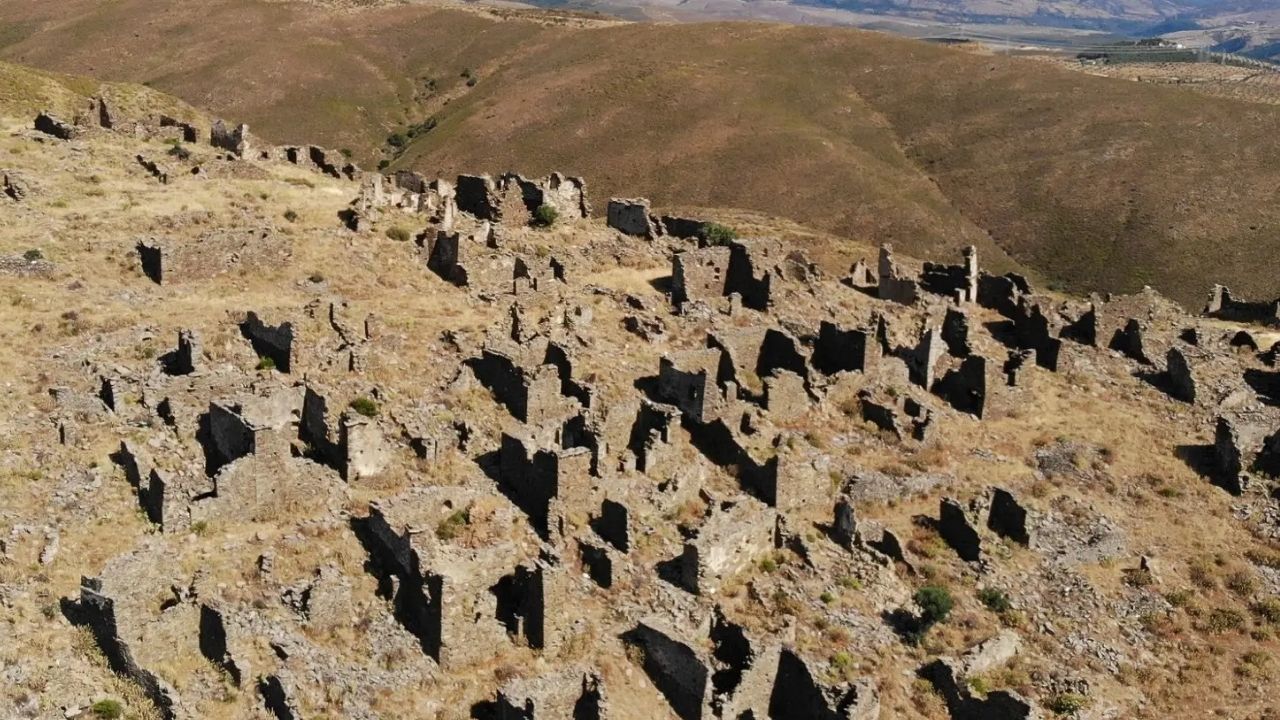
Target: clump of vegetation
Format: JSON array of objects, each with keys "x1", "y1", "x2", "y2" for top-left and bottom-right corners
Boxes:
[
  {"x1": 22, "y1": 248, "x2": 42, "y2": 261},
  {"x1": 700, "y1": 222, "x2": 738, "y2": 246},
  {"x1": 167, "y1": 144, "x2": 190, "y2": 160},
  {"x1": 385, "y1": 226, "x2": 412, "y2": 242},
  {"x1": 533, "y1": 204, "x2": 559, "y2": 228},
  {"x1": 283, "y1": 208, "x2": 299, "y2": 223},
  {"x1": 1225, "y1": 569, "x2": 1257, "y2": 597},
  {"x1": 255, "y1": 356, "x2": 276, "y2": 371},
  {"x1": 436, "y1": 508, "x2": 471, "y2": 541},
  {"x1": 1046, "y1": 693, "x2": 1090, "y2": 716},
  {"x1": 819, "y1": 591, "x2": 835, "y2": 605},
  {"x1": 191, "y1": 520, "x2": 210, "y2": 536},
  {"x1": 916, "y1": 585, "x2": 954, "y2": 626},
  {"x1": 349, "y1": 396, "x2": 379, "y2": 418},
  {"x1": 92, "y1": 699, "x2": 124, "y2": 719},
  {"x1": 1123, "y1": 567, "x2": 1154, "y2": 588},
  {"x1": 1237, "y1": 650, "x2": 1271, "y2": 678},
  {"x1": 759, "y1": 555, "x2": 779, "y2": 573},
  {"x1": 339, "y1": 148, "x2": 353, "y2": 159},
  {"x1": 1204, "y1": 607, "x2": 1247, "y2": 633},
  {"x1": 1251, "y1": 597, "x2": 1280, "y2": 624},
  {"x1": 905, "y1": 585, "x2": 955, "y2": 643},
  {"x1": 386, "y1": 117, "x2": 438, "y2": 153},
  {"x1": 830, "y1": 651, "x2": 853, "y2": 672},
  {"x1": 978, "y1": 586, "x2": 1012, "y2": 613}
]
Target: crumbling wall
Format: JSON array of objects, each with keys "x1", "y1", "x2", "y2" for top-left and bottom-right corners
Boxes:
[
  {"x1": 877, "y1": 244, "x2": 919, "y2": 305},
  {"x1": 672, "y1": 247, "x2": 731, "y2": 307},
  {"x1": 767, "y1": 648, "x2": 879, "y2": 720},
  {"x1": 457, "y1": 174, "x2": 501, "y2": 220},
  {"x1": 659, "y1": 349, "x2": 726, "y2": 424},
  {"x1": 1205, "y1": 284, "x2": 1280, "y2": 327},
  {"x1": 240, "y1": 312, "x2": 294, "y2": 373},
  {"x1": 812, "y1": 321, "x2": 877, "y2": 376},
  {"x1": 920, "y1": 246, "x2": 979, "y2": 303},
  {"x1": 210, "y1": 119, "x2": 249, "y2": 157},
  {"x1": 62, "y1": 578, "x2": 181, "y2": 720},
  {"x1": 606, "y1": 198, "x2": 658, "y2": 238},
  {"x1": 622, "y1": 621, "x2": 710, "y2": 720}
]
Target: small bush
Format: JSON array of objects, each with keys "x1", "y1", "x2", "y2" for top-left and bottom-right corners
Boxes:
[
  {"x1": 978, "y1": 587, "x2": 1012, "y2": 613},
  {"x1": 167, "y1": 144, "x2": 190, "y2": 160},
  {"x1": 22, "y1": 248, "x2": 42, "y2": 261},
  {"x1": 377, "y1": 159, "x2": 390, "y2": 170},
  {"x1": 339, "y1": 148, "x2": 353, "y2": 158},
  {"x1": 255, "y1": 356, "x2": 276, "y2": 371},
  {"x1": 1123, "y1": 567, "x2": 1154, "y2": 588},
  {"x1": 700, "y1": 222, "x2": 738, "y2": 246},
  {"x1": 1226, "y1": 569, "x2": 1257, "y2": 597},
  {"x1": 915, "y1": 585, "x2": 955, "y2": 626},
  {"x1": 759, "y1": 556, "x2": 778, "y2": 573},
  {"x1": 1046, "y1": 693, "x2": 1089, "y2": 716},
  {"x1": 1205, "y1": 607, "x2": 1247, "y2": 633},
  {"x1": 283, "y1": 209, "x2": 299, "y2": 223},
  {"x1": 819, "y1": 591, "x2": 835, "y2": 605},
  {"x1": 436, "y1": 508, "x2": 470, "y2": 541},
  {"x1": 191, "y1": 520, "x2": 210, "y2": 536},
  {"x1": 1251, "y1": 597, "x2": 1280, "y2": 624},
  {"x1": 386, "y1": 227, "x2": 412, "y2": 242},
  {"x1": 92, "y1": 699, "x2": 124, "y2": 719},
  {"x1": 349, "y1": 396, "x2": 379, "y2": 418},
  {"x1": 533, "y1": 204, "x2": 559, "y2": 227},
  {"x1": 830, "y1": 651, "x2": 853, "y2": 672}
]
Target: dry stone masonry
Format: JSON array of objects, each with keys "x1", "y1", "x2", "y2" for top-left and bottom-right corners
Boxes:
[{"x1": 14, "y1": 107, "x2": 1280, "y2": 720}]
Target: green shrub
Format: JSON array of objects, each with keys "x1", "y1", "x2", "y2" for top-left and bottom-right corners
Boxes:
[
  {"x1": 1046, "y1": 693, "x2": 1089, "y2": 716},
  {"x1": 255, "y1": 356, "x2": 276, "y2": 371},
  {"x1": 915, "y1": 585, "x2": 955, "y2": 626},
  {"x1": 533, "y1": 204, "x2": 559, "y2": 228},
  {"x1": 283, "y1": 209, "x2": 299, "y2": 223},
  {"x1": 436, "y1": 508, "x2": 470, "y2": 541},
  {"x1": 830, "y1": 651, "x2": 853, "y2": 671},
  {"x1": 386, "y1": 227, "x2": 412, "y2": 242},
  {"x1": 700, "y1": 222, "x2": 738, "y2": 246},
  {"x1": 978, "y1": 587, "x2": 1012, "y2": 613},
  {"x1": 92, "y1": 699, "x2": 124, "y2": 719},
  {"x1": 1205, "y1": 607, "x2": 1247, "y2": 633},
  {"x1": 759, "y1": 556, "x2": 778, "y2": 573},
  {"x1": 819, "y1": 591, "x2": 835, "y2": 605},
  {"x1": 349, "y1": 396, "x2": 379, "y2": 418},
  {"x1": 22, "y1": 248, "x2": 42, "y2": 261}
]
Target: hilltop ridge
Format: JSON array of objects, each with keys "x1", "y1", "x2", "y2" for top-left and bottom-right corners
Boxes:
[{"x1": 3, "y1": 0, "x2": 1280, "y2": 305}]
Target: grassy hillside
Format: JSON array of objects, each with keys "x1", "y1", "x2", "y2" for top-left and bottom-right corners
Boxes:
[{"x1": 5, "y1": 0, "x2": 1280, "y2": 304}]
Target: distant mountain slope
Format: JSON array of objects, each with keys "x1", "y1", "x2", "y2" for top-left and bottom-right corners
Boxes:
[{"x1": 5, "y1": 0, "x2": 1280, "y2": 305}]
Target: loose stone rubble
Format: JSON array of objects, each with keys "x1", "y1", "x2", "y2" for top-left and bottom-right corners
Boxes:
[{"x1": 8, "y1": 100, "x2": 1280, "y2": 720}]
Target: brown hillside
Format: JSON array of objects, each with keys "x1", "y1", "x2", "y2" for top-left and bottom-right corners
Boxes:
[{"x1": 3, "y1": 0, "x2": 1280, "y2": 304}]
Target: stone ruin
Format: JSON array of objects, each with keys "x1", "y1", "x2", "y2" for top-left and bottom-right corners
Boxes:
[{"x1": 33, "y1": 123, "x2": 1280, "y2": 720}]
